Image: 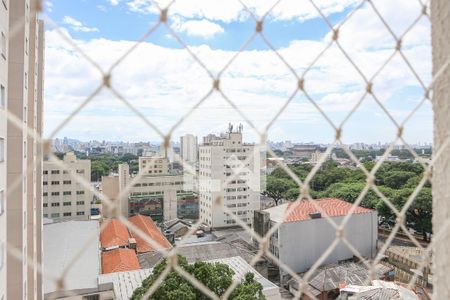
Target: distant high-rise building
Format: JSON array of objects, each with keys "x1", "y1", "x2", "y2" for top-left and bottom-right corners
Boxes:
[
  {"x1": 43, "y1": 152, "x2": 92, "y2": 221},
  {"x1": 1, "y1": 1, "x2": 45, "y2": 299},
  {"x1": 180, "y1": 134, "x2": 198, "y2": 166},
  {"x1": 199, "y1": 126, "x2": 261, "y2": 228}
]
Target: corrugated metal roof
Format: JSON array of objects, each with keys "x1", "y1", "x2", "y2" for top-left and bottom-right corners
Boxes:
[
  {"x1": 264, "y1": 198, "x2": 373, "y2": 223},
  {"x1": 44, "y1": 220, "x2": 100, "y2": 294},
  {"x1": 128, "y1": 215, "x2": 172, "y2": 253},
  {"x1": 99, "y1": 268, "x2": 153, "y2": 300}
]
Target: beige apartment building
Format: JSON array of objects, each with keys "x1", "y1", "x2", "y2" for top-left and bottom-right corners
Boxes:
[
  {"x1": 43, "y1": 152, "x2": 92, "y2": 221},
  {"x1": 102, "y1": 159, "x2": 196, "y2": 222},
  {"x1": 199, "y1": 127, "x2": 261, "y2": 228},
  {"x1": 139, "y1": 155, "x2": 170, "y2": 174},
  {"x1": 1, "y1": 0, "x2": 45, "y2": 299}
]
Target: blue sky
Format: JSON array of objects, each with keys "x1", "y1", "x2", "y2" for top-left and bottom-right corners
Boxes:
[{"x1": 43, "y1": 0, "x2": 433, "y2": 144}]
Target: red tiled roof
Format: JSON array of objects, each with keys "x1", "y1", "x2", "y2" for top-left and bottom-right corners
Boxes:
[
  {"x1": 101, "y1": 248, "x2": 140, "y2": 274},
  {"x1": 284, "y1": 198, "x2": 373, "y2": 223},
  {"x1": 128, "y1": 214, "x2": 172, "y2": 253},
  {"x1": 100, "y1": 219, "x2": 131, "y2": 249}
]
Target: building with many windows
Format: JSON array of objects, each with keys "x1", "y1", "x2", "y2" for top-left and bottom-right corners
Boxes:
[
  {"x1": 198, "y1": 126, "x2": 261, "y2": 228},
  {"x1": 43, "y1": 152, "x2": 92, "y2": 221},
  {"x1": 1, "y1": 1, "x2": 45, "y2": 299}
]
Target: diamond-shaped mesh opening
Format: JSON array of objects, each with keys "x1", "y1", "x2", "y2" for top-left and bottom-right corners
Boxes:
[{"x1": 2, "y1": 0, "x2": 450, "y2": 299}]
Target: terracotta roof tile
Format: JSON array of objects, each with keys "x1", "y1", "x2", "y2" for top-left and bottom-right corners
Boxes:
[
  {"x1": 101, "y1": 249, "x2": 140, "y2": 274},
  {"x1": 284, "y1": 198, "x2": 373, "y2": 223},
  {"x1": 128, "y1": 215, "x2": 172, "y2": 253},
  {"x1": 100, "y1": 219, "x2": 131, "y2": 249}
]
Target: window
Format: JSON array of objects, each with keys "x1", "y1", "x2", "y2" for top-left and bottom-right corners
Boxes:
[
  {"x1": 63, "y1": 180, "x2": 71, "y2": 184},
  {"x1": 51, "y1": 203, "x2": 60, "y2": 207},
  {"x1": 63, "y1": 202, "x2": 71, "y2": 206},
  {"x1": 43, "y1": 181, "x2": 47, "y2": 185},
  {"x1": 43, "y1": 203, "x2": 47, "y2": 207},
  {"x1": 77, "y1": 212, "x2": 85, "y2": 216},
  {"x1": 76, "y1": 169, "x2": 85, "y2": 174},
  {"x1": 0, "y1": 190, "x2": 3, "y2": 215},
  {"x1": 1, "y1": 32, "x2": 5, "y2": 59},
  {"x1": 76, "y1": 201, "x2": 85, "y2": 205},
  {"x1": 76, "y1": 191, "x2": 85, "y2": 195},
  {"x1": 0, "y1": 138, "x2": 4, "y2": 162},
  {"x1": 43, "y1": 214, "x2": 48, "y2": 218},
  {"x1": 43, "y1": 192, "x2": 48, "y2": 197},
  {"x1": 51, "y1": 192, "x2": 59, "y2": 196},
  {"x1": 63, "y1": 170, "x2": 69, "y2": 174},
  {"x1": 43, "y1": 170, "x2": 48, "y2": 175},
  {"x1": 51, "y1": 181, "x2": 59, "y2": 185},
  {"x1": 63, "y1": 212, "x2": 71, "y2": 217},
  {"x1": 63, "y1": 191, "x2": 71, "y2": 195},
  {"x1": 0, "y1": 85, "x2": 5, "y2": 109},
  {"x1": 51, "y1": 213, "x2": 60, "y2": 218},
  {"x1": 51, "y1": 170, "x2": 60, "y2": 174}
]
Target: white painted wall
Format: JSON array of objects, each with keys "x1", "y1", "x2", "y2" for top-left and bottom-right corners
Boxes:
[{"x1": 277, "y1": 212, "x2": 378, "y2": 275}]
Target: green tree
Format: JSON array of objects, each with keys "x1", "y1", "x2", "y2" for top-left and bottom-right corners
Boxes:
[
  {"x1": 264, "y1": 176, "x2": 296, "y2": 205},
  {"x1": 131, "y1": 255, "x2": 265, "y2": 300},
  {"x1": 383, "y1": 171, "x2": 418, "y2": 189}
]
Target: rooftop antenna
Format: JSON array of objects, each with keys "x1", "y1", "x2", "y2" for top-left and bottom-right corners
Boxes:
[
  {"x1": 228, "y1": 123, "x2": 233, "y2": 133},
  {"x1": 238, "y1": 123, "x2": 243, "y2": 133}
]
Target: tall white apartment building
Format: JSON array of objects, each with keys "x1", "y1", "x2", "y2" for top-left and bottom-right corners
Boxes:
[
  {"x1": 199, "y1": 127, "x2": 261, "y2": 228},
  {"x1": 2, "y1": 0, "x2": 45, "y2": 299},
  {"x1": 180, "y1": 134, "x2": 198, "y2": 166},
  {"x1": 43, "y1": 152, "x2": 92, "y2": 221}
]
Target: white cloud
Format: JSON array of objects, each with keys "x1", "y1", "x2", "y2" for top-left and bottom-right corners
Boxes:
[
  {"x1": 45, "y1": 1, "x2": 53, "y2": 13},
  {"x1": 108, "y1": 0, "x2": 120, "y2": 6},
  {"x1": 62, "y1": 16, "x2": 99, "y2": 33},
  {"x1": 171, "y1": 18, "x2": 224, "y2": 38},
  {"x1": 126, "y1": 0, "x2": 359, "y2": 23},
  {"x1": 45, "y1": 0, "x2": 432, "y2": 143}
]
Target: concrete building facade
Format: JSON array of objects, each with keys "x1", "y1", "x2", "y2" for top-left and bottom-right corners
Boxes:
[
  {"x1": 199, "y1": 127, "x2": 261, "y2": 228},
  {"x1": 180, "y1": 134, "x2": 198, "y2": 166},
  {"x1": 3, "y1": 0, "x2": 45, "y2": 299},
  {"x1": 43, "y1": 152, "x2": 92, "y2": 221},
  {"x1": 0, "y1": 0, "x2": 9, "y2": 298},
  {"x1": 138, "y1": 156, "x2": 169, "y2": 175},
  {"x1": 254, "y1": 199, "x2": 377, "y2": 283},
  {"x1": 102, "y1": 162, "x2": 195, "y2": 222}
]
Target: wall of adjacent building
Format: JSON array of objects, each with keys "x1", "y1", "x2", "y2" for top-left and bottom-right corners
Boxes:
[
  {"x1": 43, "y1": 152, "x2": 92, "y2": 221},
  {"x1": 277, "y1": 212, "x2": 378, "y2": 279}
]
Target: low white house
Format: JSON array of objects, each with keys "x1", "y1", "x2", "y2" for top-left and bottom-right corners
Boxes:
[{"x1": 255, "y1": 198, "x2": 378, "y2": 282}]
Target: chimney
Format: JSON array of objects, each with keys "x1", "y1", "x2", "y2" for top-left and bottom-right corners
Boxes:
[
  {"x1": 309, "y1": 212, "x2": 322, "y2": 219},
  {"x1": 128, "y1": 238, "x2": 137, "y2": 250}
]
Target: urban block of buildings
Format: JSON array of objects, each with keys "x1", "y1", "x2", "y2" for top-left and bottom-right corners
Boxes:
[
  {"x1": 42, "y1": 152, "x2": 93, "y2": 221},
  {"x1": 199, "y1": 125, "x2": 261, "y2": 228},
  {"x1": 1, "y1": 1, "x2": 45, "y2": 299},
  {"x1": 101, "y1": 156, "x2": 197, "y2": 221}
]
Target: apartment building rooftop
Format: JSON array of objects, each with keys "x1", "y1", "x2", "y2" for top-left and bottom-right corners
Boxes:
[
  {"x1": 44, "y1": 220, "x2": 100, "y2": 295},
  {"x1": 264, "y1": 198, "x2": 373, "y2": 223}
]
